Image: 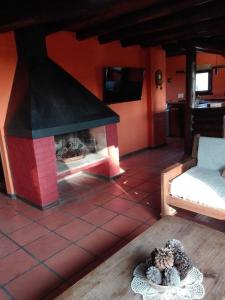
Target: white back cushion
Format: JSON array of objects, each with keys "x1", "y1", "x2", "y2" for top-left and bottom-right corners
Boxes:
[{"x1": 197, "y1": 137, "x2": 225, "y2": 171}]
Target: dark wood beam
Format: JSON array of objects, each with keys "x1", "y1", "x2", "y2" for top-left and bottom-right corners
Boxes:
[
  {"x1": 99, "y1": 0, "x2": 222, "y2": 44},
  {"x1": 163, "y1": 43, "x2": 187, "y2": 57},
  {"x1": 194, "y1": 41, "x2": 225, "y2": 54},
  {"x1": 185, "y1": 47, "x2": 196, "y2": 154},
  {"x1": 127, "y1": 17, "x2": 225, "y2": 48},
  {"x1": 163, "y1": 39, "x2": 225, "y2": 56},
  {"x1": 75, "y1": 0, "x2": 214, "y2": 40},
  {"x1": 0, "y1": 0, "x2": 156, "y2": 33}
]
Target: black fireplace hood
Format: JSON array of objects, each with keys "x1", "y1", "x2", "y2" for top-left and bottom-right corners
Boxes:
[{"x1": 6, "y1": 28, "x2": 119, "y2": 139}]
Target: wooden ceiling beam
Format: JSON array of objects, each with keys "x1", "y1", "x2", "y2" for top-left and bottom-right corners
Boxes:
[
  {"x1": 121, "y1": 17, "x2": 225, "y2": 47},
  {"x1": 75, "y1": 0, "x2": 214, "y2": 41},
  {"x1": 99, "y1": 0, "x2": 222, "y2": 44},
  {"x1": 0, "y1": 0, "x2": 156, "y2": 33},
  {"x1": 163, "y1": 39, "x2": 225, "y2": 56}
]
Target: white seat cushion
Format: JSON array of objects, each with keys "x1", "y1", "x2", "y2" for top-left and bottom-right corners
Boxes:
[
  {"x1": 170, "y1": 166, "x2": 225, "y2": 210},
  {"x1": 197, "y1": 137, "x2": 225, "y2": 171}
]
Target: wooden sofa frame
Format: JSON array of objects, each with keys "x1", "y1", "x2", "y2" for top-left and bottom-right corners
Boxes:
[{"x1": 161, "y1": 136, "x2": 225, "y2": 220}]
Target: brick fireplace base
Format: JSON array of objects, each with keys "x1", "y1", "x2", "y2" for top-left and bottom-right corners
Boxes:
[
  {"x1": 7, "y1": 124, "x2": 121, "y2": 208},
  {"x1": 7, "y1": 136, "x2": 59, "y2": 208}
]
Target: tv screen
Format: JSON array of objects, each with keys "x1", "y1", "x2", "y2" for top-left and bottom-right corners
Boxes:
[{"x1": 103, "y1": 67, "x2": 144, "y2": 104}]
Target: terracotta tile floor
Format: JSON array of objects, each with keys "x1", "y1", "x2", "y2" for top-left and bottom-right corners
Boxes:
[{"x1": 0, "y1": 139, "x2": 224, "y2": 300}]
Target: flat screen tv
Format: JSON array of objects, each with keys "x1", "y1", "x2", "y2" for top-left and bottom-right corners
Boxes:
[{"x1": 103, "y1": 67, "x2": 144, "y2": 104}]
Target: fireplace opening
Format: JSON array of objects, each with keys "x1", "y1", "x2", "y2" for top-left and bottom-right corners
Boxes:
[{"x1": 55, "y1": 126, "x2": 108, "y2": 175}]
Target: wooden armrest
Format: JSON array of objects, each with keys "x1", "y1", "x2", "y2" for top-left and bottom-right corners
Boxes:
[
  {"x1": 161, "y1": 158, "x2": 197, "y2": 217},
  {"x1": 161, "y1": 158, "x2": 197, "y2": 181}
]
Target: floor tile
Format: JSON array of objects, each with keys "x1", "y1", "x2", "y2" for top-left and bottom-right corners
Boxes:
[
  {"x1": 123, "y1": 204, "x2": 153, "y2": 221},
  {"x1": 56, "y1": 219, "x2": 95, "y2": 242},
  {"x1": 25, "y1": 232, "x2": 70, "y2": 261},
  {"x1": 136, "y1": 181, "x2": 160, "y2": 193},
  {"x1": 83, "y1": 191, "x2": 116, "y2": 205},
  {"x1": 37, "y1": 211, "x2": 75, "y2": 230},
  {"x1": 6, "y1": 264, "x2": 62, "y2": 300},
  {"x1": 120, "y1": 188, "x2": 149, "y2": 202},
  {"x1": 9, "y1": 222, "x2": 49, "y2": 246},
  {"x1": 116, "y1": 177, "x2": 145, "y2": 188},
  {"x1": 0, "y1": 236, "x2": 19, "y2": 258},
  {"x1": 77, "y1": 228, "x2": 120, "y2": 256},
  {"x1": 0, "y1": 214, "x2": 32, "y2": 234},
  {"x1": 126, "y1": 223, "x2": 151, "y2": 241},
  {"x1": 102, "y1": 215, "x2": 142, "y2": 237},
  {"x1": 19, "y1": 206, "x2": 56, "y2": 221},
  {"x1": 103, "y1": 196, "x2": 135, "y2": 213},
  {"x1": 102, "y1": 184, "x2": 125, "y2": 196},
  {"x1": 42, "y1": 283, "x2": 69, "y2": 300},
  {"x1": 0, "y1": 206, "x2": 18, "y2": 218},
  {"x1": 45, "y1": 244, "x2": 95, "y2": 279},
  {"x1": 61, "y1": 201, "x2": 97, "y2": 217},
  {"x1": 0, "y1": 249, "x2": 37, "y2": 284},
  {"x1": 0, "y1": 288, "x2": 12, "y2": 300},
  {"x1": 81, "y1": 207, "x2": 116, "y2": 226},
  {"x1": 100, "y1": 239, "x2": 129, "y2": 261}
]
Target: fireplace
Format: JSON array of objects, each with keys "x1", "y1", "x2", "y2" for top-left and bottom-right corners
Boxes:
[
  {"x1": 55, "y1": 126, "x2": 109, "y2": 176},
  {"x1": 5, "y1": 28, "x2": 121, "y2": 209}
]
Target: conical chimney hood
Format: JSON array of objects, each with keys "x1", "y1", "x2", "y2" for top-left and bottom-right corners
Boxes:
[{"x1": 6, "y1": 27, "x2": 119, "y2": 139}]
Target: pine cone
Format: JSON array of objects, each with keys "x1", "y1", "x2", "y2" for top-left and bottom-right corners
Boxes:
[
  {"x1": 145, "y1": 256, "x2": 153, "y2": 268},
  {"x1": 153, "y1": 248, "x2": 174, "y2": 271},
  {"x1": 166, "y1": 239, "x2": 184, "y2": 252},
  {"x1": 146, "y1": 266, "x2": 162, "y2": 285},
  {"x1": 163, "y1": 267, "x2": 181, "y2": 286},
  {"x1": 173, "y1": 249, "x2": 193, "y2": 280}
]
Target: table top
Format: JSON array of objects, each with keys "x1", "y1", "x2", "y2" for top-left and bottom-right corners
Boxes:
[{"x1": 57, "y1": 216, "x2": 225, "y2": 300}]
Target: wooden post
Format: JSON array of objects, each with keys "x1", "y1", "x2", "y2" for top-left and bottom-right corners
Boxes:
[{"x1": 185, "y1": 47, "x2": 196, "y2": 154}]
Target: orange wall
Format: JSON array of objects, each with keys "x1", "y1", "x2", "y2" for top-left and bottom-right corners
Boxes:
[
  {"x1": 0, "y1": 32, "x2": 17, "y2": 194},
  {"x1": 47, "y1": 32, "x2": 151, "y2": 156},
  {"x1": 166, "y1": 55, "x2": 186, "y2": 101},
  {"x1": 166, "y1": 53, "x2": 225, "y2": 101},
  {"x1": 148, "y1": 47, "x2": 166, "y2": 146}
]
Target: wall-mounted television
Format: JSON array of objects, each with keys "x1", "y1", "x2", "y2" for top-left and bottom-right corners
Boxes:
[{"x1": 103, "y1": 67, "x2": 144, "y2": 104}]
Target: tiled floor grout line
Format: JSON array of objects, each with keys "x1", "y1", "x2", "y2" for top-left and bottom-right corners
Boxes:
[
  {"x1": 0, "y1": 183, "x2": 160, "y2": 263},
  {"x1": 0, "y1": 285, "x2": 15, "y2": 300},
  {"x1": 0, "y1": 229, "x2": 68, "y2": 287},
  {"x1": 0, "y1": 142, "x2": 187, "y2": 299}
]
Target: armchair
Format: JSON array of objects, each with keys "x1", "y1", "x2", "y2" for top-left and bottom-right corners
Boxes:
[{"x1": 161, "y1": 136, "x2": 225, "y2": 220}]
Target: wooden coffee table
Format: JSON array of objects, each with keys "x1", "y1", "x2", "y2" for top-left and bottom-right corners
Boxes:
[{"x1": 57, "y1": 216, "x2": 225, "y2": 300}]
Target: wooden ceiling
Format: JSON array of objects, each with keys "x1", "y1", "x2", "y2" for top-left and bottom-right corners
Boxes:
[{"x1": 1, "y1": 0, "x2": 225, "y2": 56}]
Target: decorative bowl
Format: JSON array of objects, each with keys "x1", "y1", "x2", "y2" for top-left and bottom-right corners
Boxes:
[{"x1": 131, "y1": 263, "x2": 205, "y2": 300}]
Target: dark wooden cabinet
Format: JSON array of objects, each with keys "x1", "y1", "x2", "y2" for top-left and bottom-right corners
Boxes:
[
  {"x1": 167, "y1": 102, "x2": 185, "y2": 137},
  {"x1": 192, "y1": 107, "x2": 225, "y2": 137}
]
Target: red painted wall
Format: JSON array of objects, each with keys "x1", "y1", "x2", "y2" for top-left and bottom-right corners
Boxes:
[
  {"x1": 166, "y1": 53, "x2": 225, "y2": 101},
  {"x1": 166, "y1": 55, "x2": 186, "y2": 102},
  {"x1": 148, "y1": 47, "x2": 166, "y2": 146},
  {"x1": 47, "y1": 32, "x2": 150, "y2": 156}
]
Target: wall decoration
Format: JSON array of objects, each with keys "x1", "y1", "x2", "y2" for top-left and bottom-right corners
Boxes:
[{"x1": 155, "y1": 69, "x2": 163, "y2": 89}]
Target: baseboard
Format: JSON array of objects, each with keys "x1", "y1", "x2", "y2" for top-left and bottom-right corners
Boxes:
[{"x1": 14, "y1": 194, "x2": 61, "y2": 210}]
